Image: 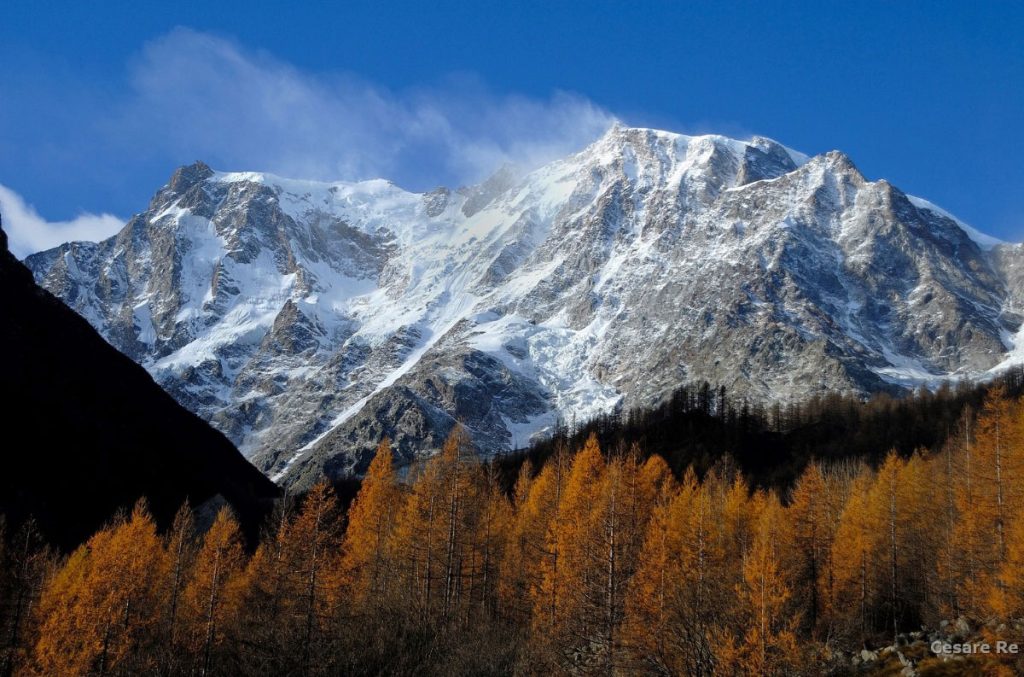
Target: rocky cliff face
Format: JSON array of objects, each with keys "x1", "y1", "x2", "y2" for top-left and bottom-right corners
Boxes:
[{"x1": 26, "y1": 125, "x2": 1024, "y2": 487}]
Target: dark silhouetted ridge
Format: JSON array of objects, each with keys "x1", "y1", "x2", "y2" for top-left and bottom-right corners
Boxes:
[{"x1": 0, "y1": 218, "x2": 278, "y2": 549}]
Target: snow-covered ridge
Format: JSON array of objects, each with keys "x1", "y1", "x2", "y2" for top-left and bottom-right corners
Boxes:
[
  {"x1": 25, "y1": 125, "x2": 1024, "y2": 487},
  {"x1": 906, "y1": 195, "x2": 1006, "y2": 250}
]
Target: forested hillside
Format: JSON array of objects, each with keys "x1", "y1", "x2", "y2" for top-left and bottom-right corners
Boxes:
[
  {"x1": 498, "y1": 367, "x2": 1024, "y2": 492},
  {"x1": 2, "y1": 387, "x2": 1022, "y2": 675}
]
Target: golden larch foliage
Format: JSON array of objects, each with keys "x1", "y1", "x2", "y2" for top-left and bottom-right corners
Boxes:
[
  {"x1": 338, "y1": 438, "x2": 403, "y2": 605},
  {"x1": 182, "y1": 507, "x2": 246, "y2": 676},
  {"x1": 33, "y1": 501, "x2": 167, "y2": 676}
]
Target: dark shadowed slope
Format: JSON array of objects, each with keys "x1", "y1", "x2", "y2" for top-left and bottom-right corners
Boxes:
[{"x1": 0, "y1": 221, "x2": 278, "y2": 549}]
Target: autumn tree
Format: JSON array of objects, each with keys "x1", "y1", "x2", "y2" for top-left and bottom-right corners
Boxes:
[
  {"x1": 932, "y1": 426, "x2": 969, "y2": 623},
  {"x1": 973, "y1": 390, "x2": 1024, "y2": 617},
  {"x1": 624, "y1": 467, "x2": 724, "y2": 675},
  {"x1": 532, "y1": 433, "x2": 606, "y2": 669},
  {"x1": 182, "y1": 507, "x2": 246, "y2": 676},
  {"x1": 338, "y1": 438, "x2": 403, "y2": 607},
  {"x1": 872, "y1": 451, "x2": 907, "y2": 643},
  {"x1": 464, "y1": 464, "x2": 511, "y2": 618},
  {"x1": 390, "y1": 425, "x2": 480, "y2": 625},
  {"x1": 992, "y1": 507, "x2": 1024, "y2": 619},
  {"x1": 830, "y1": 468, "x2": 878, "y2": 648},
  {"x1": 33, "y1": 502, "x2": 167, "y2": 675},
  {"x1": 785, "y1": 462, "x2": 830, "y2": 637},
  {"x1": 501, "y1": 447, "x2": 569, "y2": 627},
  {"x1": 720, "y1": 496, "x2": 800, "y2": 675},
  {"x1": 158, "y1": 504, "x2": 198, "y2": 675}
]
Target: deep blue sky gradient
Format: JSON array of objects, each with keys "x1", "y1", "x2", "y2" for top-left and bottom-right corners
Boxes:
[{"x1": 1, "y1": 1, "x2": 1022, "y2": 240}]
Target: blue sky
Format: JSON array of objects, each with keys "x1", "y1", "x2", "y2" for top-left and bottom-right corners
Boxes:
[{"x1": 1, "y1": 1, "x2": 1022, "y2": 254}]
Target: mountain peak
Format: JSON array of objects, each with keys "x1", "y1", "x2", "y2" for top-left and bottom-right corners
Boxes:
[{"x1": 167, "y1": 161, "x2": 215, "y2": 194}]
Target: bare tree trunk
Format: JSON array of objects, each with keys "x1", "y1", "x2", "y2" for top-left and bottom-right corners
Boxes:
[
  {"x1": 994, "y1": 417, "x2": 1006, "y2": 609},
  {"x1": 889, "y1": 471, "x2": 899, "y2": 644},
  {"x1": 303, "y1": 498, "x2": 324, "y2": 676},
  {"x1": 201, "y1": 552, "x2": 222, "y2": 677},
  {"x1": 1, "y1": 531, "x2": 30, "y2": 677},
  {"x1": 442, "y1": 466, "x2": 461, "y2": 624},
  {"x1": 605, "y1": 483, "x2": 617, "y2": 675},
  {"x1": 423, "y1": 493, "x2": 436, "y2": 619}
]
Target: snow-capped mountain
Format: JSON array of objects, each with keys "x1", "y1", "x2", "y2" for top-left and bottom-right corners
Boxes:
[{"x1": 26, "y1": 125, "x2": 1024, "y2": 487}]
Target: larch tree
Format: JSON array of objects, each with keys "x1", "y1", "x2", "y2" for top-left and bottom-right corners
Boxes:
[
  {"x1": 971, "y1": 389, "x2": 1024, "y2": 618},
  {"x1": 992, "y1": 507, "x2": 1024, "y2": 619},
  {"x1": 156, "y1": 503, "x2": 198, "y2": 671},
  {"x1": 466, "y1": 464, "x2": 511, "y2": 618},
  {"x1": 286, "y1": 481, "x2": 343, "y2": 672},
  {"x1": 504, "y1": 447, "x2": 568, "y2": 628},
  {"x1": 182, "y1": 507, "x2": 246, "y2": 677},
  {"x1": 723, "y1": 496, "x2": 799, "y2": 676},
  {"x1": 785, "y1": 461, "x2": 834, "y2": 638},
  {"x1": 533, "y1": 433, "x2": 605, "y2": 668},
  {"x1": 862, "y1": 451, "x2": 935, "y2": 641},
  {"x1": 622, "y1": 477, "x2": 679, "y2": 674},
  {"x1": 390, "y1": 424, "x2": 479, "y2": 626},
  {"x1": 163, "y1": 504, "x2": 197, "y2": 645},
  {"x1": 33, "y1": 502, "x2": 167, "y2": 676},
  {"x1": 338, "y1": 438, "x2": 403, "y2": 608},
  {"x1": 896, "y1": 452, "x2": 940, "y2": 629},
  {"x1": 588, "y1": 456, "x2": 634, "y2": 672},
  {"x1": 719, "y1": 471, "x2": 755, "y2": 589},
  {"x1": 933, "y1": 431, "x2": 967, "y2": 623},
  {"x1": 624, "y1": 467, "x2": 722, "y2": 676},
  {"x1": 873, "y1": 451, "x2": 905, "y2": 643},
  {"x1": 830, "y1": 471, "x2": 877, "y2": 648}
]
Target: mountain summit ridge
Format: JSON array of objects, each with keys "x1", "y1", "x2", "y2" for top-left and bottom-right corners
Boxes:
[{"x1": 25, "y1": 125, "x2": 1024, "y2": 487}]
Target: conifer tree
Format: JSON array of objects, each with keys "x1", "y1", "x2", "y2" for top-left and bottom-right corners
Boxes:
[
  {"x1": 390, "y1": 425, "x2": 479, "y2": 625},
  {"x1": 724, "y1": 497, "x2": 799, "y2": 675},
  {"x1": 504, "y1": 448, "x2": 568, "y2": 627},
  {"x1": 290, "y1": 481, "x2": 343, "y2": 672},
  {"x1": 785, "y1": 461, "x2": 833, "y2": 637},
  {"x1": 468, "y1": 465, "x2": 511, "y2": 618},
  {"x1": 624, "y1": 467, "x2": 722, "y2": 675},
  {"x1": 830, "y1": 472, "x2": 877, "y2": 647},
  {"x1": 183, "y1": 507, "x2": 246, "y2": 676},
  {"x1": 159, "y1": 504, "x2": 197, "y2": 675},
  {"x1": 339, "y1": 438, "x2": 403, "y2": 606},
  {"x1": 992, "y1": 508, "x2": 1024, "y2": 619},
  {"x1": 533, "y1": 433, "x2": 605, "y2": 667},
  {"x1": 972, "y1": 389, "x2": 1024, "y2": 616},
  {"x1": 33, "y1": 502, "x2": 167, "y2": 675}
]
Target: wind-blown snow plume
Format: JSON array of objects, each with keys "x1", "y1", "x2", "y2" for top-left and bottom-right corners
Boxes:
[{"x1": 116, "y1": 28, "x2": 615, "y2": 189}]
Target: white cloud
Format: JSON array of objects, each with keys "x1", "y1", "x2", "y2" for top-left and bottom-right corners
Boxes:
[
  {"x1": 112, "y1": 28, "x2": 616, "y2": 189},
  {"x1": 0, "y1": 184, "x2": 124, "y2": 258},
  {"x1": 0, "y1": 28, "x2": 617, "y2": 257}
]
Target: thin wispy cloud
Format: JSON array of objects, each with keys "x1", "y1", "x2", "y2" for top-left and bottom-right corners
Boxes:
[
  {"x1": 0, "y1": 185, "x2": 124, "y2": 259},
  {"x1": 1, "y1": 28, "x2": 617, "y2": 256},
  {"x1": 113, "y1": 28, "x2": 616, "y2": 189}
]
